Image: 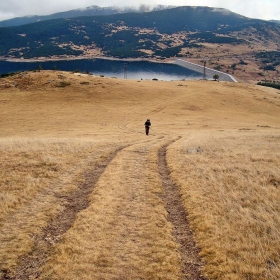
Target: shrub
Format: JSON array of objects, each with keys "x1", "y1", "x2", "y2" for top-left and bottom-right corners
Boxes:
[
  {"x1": 257, "y1": 81, "x2": 280, "y2": 90},
  {"x1": 263, "y1": 65, "x2": 276, "y2": 71},
  {"x1": 0, "y1": 72, "x2": 18, "y2": 78},
  {"x1": 55, "y1": 81, "x2": 71, "y2": 87},
  {"x1": 213, "y1": 74, "x2": 219, "y2": 81},
  {"x1": 239, "y1": 59, "x2": 248, "y2": 65}
]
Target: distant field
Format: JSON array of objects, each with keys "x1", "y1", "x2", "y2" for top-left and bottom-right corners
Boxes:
[{"x1": 0, "y1": 71, "x2": 279, "y2": 279}]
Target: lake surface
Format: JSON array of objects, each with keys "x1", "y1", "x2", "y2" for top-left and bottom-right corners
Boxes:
[{"x1": 0, "y1": 58, "x2": 208, "y2": 81}]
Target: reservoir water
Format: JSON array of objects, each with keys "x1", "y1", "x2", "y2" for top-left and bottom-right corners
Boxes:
[{"x1": 0, "y1": 58, "x2": 208, "y2": 81}]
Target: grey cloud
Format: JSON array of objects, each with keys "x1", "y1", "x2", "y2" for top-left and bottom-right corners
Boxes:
[{"x1": 0, "y1": 0, "x2": 279, "y2": 21}]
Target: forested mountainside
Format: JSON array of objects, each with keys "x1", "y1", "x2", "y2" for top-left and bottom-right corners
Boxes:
[{"x1": 1, "y1": 6, "x2": 280, "y2": 82}]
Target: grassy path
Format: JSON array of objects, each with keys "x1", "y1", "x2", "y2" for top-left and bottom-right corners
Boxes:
[{"x1": 38, "y1": 137, "x2": 184, "y2": 279}]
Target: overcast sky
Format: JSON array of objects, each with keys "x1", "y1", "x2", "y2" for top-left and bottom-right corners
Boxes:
[{"x1": 0, "y1": 0, "x2": 279, "y2": 21}]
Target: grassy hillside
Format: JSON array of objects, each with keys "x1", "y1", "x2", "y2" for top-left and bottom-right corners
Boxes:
[{"x1": 0, "y1": 71, "x2": 279, "y2": 279}]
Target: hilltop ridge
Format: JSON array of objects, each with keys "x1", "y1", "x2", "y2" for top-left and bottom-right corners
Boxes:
[{"x1": 0, "y1": 70, "x2": 279, "y2": 137}]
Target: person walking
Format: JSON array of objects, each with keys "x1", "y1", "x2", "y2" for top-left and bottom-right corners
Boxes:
[{"x1": 144, "y1": 119, "x2": 151, "y2": 135}]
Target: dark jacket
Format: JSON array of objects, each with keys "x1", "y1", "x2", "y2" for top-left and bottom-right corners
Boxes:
[{"x1": 145, "y1": 120, "x2": 151, "y2": 127}]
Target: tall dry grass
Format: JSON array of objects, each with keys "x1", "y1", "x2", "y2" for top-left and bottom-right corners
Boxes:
[
  {"x1": 168, "y1": 129, "x2": 280, "y2": 280},
  {"x1": 40, "y1": 137, "x2": 183, "y2": 280},
  {"x1": 1, "y1": 71, "x2": 280, "y2": 279},
  {"x1": 0, "y1": 137, "x2": 122, "y2": 275}
]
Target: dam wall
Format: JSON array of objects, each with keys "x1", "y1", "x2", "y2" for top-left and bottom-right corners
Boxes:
[{"x1": 175, "y1": 59, "x2": 238, "y2": 82}]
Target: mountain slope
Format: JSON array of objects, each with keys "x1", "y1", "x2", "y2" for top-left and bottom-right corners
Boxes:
[
  {"x1": 1, "y1": 6, "x2": 278, "y2": 59},
  {"x1": 270, "y1": 20, "x2": 280, "y2": 24},
  {"x1": 0, "y1": 6, "x2": 280, "y2": 82}
]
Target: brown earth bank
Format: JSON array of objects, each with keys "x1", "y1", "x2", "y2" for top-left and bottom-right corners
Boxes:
[{"x1": 0, "y1": 70, "x2": 279, "y2": 279}]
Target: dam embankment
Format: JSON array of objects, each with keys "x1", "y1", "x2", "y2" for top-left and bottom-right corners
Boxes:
[{"x1": 175, "y1": 59, "x2": 238, "y2": 82}]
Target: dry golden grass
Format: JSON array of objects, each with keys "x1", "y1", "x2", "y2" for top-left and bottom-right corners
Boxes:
[
  {"x1": 168, "y1": 130, "x2": 280, "y2": 279},
  {"x1": 0, "y1": 70, "x2": 279, "y2": 279},
  {"x1": 0, "y1": 137, "x2": 123, "y2": 271},
  {"x1": 41, "y1": 138, "x2": 183, "y2": 280}
]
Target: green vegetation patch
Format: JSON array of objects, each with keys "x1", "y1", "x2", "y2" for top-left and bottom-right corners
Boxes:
[
  {"x1": 153, "y1": 46, "x2": 182, "y2": 58},
  {"x1": 257, "y1": 81, "x2": 280, "y2": 91},
  {"x1": 255, "y1": 51, "x2": 280, "y2": 61},
  {"x1": 256, "y1": 51, "x2": 280, "y2": 71},
  {"x1": 0, "y1": 72, "x2": 19, "y2": 78}
]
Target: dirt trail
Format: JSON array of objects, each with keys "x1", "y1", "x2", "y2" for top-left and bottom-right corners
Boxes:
[
  {"x1": 39, "y1": 137, "x2": 184, "y2": 279},
  {"x1": 158, "y1": 138, "x2": 207, "y2": 280},
  {"x1": 5, "y1": 146, "x2": 125, "y2": 280},
  {"x1": 4, "y1": 138, "x2": 207, "y2": 280}
]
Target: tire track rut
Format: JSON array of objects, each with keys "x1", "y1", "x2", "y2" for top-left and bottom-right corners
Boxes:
[
  {"x1": 158, "y1": 138, "x2": 208, "y2": 280},
  {"x1": 4, "y1": 146, "x2": 126, "y2": 280}
]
